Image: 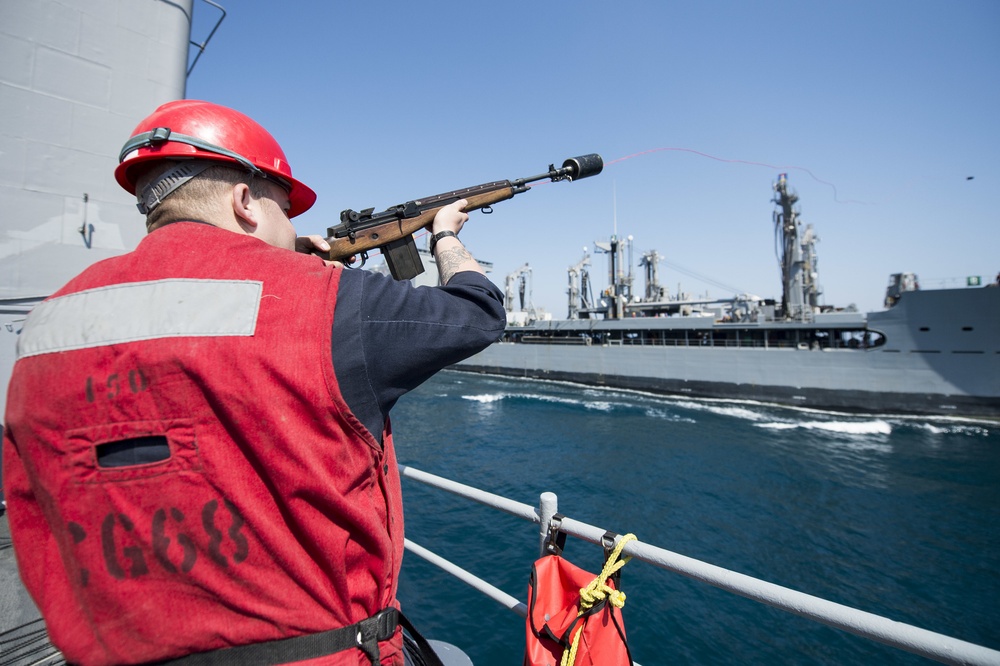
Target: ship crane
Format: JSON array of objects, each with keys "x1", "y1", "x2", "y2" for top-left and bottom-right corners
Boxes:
[
  {"x1": 639, "y1": 249, "x2": 665, "y2": 302},
  {"x1": 567, "y1": 250, "x2": 593, "y2": 319},
  {"x1": 504, "y1": 263, "x2": 533, "y2": 314},
  {"x1": 773, "y1": 174, "x2": 822, "y2": 321}
]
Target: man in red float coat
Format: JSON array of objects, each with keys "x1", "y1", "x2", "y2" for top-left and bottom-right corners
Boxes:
[{"x1": 2, "y1": 100, "x2": 505, "y2": 665}]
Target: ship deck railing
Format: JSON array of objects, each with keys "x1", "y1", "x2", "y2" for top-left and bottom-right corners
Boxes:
[
  {"x1": 507, "y1": 335, "x2": 877, "y2": 351},
  {"x1": 399, "y1": 464, "x2": 1000, "y2": 666}
]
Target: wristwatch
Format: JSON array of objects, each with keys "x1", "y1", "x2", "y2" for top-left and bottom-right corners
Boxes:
[{"x1": 429, "y1": 230, "x2": 458, "y2": 252}]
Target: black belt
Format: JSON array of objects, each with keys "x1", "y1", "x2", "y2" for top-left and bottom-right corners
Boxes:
[{"x1": 152, "y1": 607, "x2": 438, "y2": 666}]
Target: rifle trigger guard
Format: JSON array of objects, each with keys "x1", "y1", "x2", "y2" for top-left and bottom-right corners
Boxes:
[{"x1": 344, "y1": 251, "x2": 368, "y2": 270}]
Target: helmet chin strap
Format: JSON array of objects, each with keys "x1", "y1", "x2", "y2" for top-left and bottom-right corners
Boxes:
[
  {"x1": 136, "y1": 160, "x2": 213, "y2": 214},
  {"x1": 120, "y1": 127, "x2": 265, "y2": 176}
]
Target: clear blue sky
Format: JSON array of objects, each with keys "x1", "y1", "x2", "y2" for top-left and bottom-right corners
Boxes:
[{"x1": 187, "y1": 1, "x2": 998, "y2": 314}]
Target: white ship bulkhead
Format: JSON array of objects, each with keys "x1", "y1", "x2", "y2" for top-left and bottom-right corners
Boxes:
[{"x1": 0, "y1": 0, "x2": 193, "y2": 410}]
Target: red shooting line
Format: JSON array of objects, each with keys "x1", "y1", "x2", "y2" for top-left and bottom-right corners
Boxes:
[{"x1": 604, "y1": 147, "x2": 868, "y2": 204}]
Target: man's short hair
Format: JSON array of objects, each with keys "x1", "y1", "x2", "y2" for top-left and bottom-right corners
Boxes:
[{"x1": 137, "y1": 161, "x2": 272, "y2": 231}]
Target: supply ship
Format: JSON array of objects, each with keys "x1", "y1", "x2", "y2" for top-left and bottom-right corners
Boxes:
[{"x1": 454, "y1": 176, "x2": 1000, "y2": 419}]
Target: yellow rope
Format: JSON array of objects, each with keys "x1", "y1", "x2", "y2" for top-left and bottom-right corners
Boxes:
[{"x1": 560, "y1": 533, "x2": 637, "y2": 666}]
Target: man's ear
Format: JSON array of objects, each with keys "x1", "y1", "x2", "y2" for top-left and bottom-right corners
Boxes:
[{"x1": 231, "y1": 183, "x2": 258, "y2": 232}]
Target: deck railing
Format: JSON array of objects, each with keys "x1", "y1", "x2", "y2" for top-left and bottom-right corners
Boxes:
[
  {"x1": 399, "y1": 464, "x2": 1000, "y2": 666},
  {"x1": 505, "y1": 336, "x2": 874, "y2": 351}
]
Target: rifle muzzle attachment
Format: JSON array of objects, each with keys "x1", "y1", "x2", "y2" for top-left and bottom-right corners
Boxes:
[{"x1": 562, "y1": 154, "x2": 604, "y2": 181}]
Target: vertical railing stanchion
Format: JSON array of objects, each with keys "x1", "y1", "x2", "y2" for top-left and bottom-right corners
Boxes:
[{"x1": 538, "y1": 491, "x2": 558, "y2": 556}]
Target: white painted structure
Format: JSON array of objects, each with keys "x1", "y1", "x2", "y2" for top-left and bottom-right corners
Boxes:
[{"x1": 0, "y1": 0, "x2": 193, "y2": 410}]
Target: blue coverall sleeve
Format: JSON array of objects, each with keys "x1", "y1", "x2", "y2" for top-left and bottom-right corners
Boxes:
[{"x1": 331, "y1": 269, "x2": 505, "y2": 441}]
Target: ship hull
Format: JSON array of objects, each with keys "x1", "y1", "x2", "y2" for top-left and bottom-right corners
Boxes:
[{"x1": 455, "y1": 287, "x2": 1000, "y2": 419}]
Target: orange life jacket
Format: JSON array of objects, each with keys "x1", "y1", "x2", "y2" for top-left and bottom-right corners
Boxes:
[{"x1": 524, "y1": 553, "x2": 632, "y2": 666}]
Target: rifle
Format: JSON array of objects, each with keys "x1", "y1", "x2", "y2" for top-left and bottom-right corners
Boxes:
[{"x1": 325, "y1": 154, "x2": 604, "y2": 280}]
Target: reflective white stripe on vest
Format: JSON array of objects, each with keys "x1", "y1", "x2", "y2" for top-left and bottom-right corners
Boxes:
[{"x1": 17, "y1": 279, "x2": 262, "y2": 359}]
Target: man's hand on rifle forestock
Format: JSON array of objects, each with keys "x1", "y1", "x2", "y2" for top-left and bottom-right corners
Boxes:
[{"x1": 429, "y1": 199, "x2": 484, "y2": 283}]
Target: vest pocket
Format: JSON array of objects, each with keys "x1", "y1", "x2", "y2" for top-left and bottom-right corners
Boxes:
[
  {"x1": 64, "y1": 419, "x2": 202, "y2": 484},
  {"x1": 96, "y1": 435, "x2": 171, "y2": 468}
]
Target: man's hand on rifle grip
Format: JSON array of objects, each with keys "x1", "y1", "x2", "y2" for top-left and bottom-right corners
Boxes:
[{"x1": 296, "y1": 234, "x2": 349, "y2": 267}]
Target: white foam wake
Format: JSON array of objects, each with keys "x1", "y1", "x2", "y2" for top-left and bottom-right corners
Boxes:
[
  {"x1": 462, "y1": 392, "x2": 614, "y2": 411},
  {"x1": 757, "y1": 420, "x2": 892, "y2": 436}
]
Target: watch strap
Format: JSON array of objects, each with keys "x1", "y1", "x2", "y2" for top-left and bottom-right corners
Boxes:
[{"x1": 429, "y1": 230, "x2": 458, "y2": 252}]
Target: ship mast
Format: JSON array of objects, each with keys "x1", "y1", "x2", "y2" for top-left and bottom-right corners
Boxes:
[
  {"x1": 591, "y1": 184, "x2": 635, "y2": 319},
  {"x1": 593, "y1": 234, "x2": 633, "y2": 319},
  {"x1": 772, "y1": 174, "x2": 822, "y2": 320}
]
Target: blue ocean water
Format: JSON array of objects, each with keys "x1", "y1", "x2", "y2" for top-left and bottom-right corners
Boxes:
[{"x1": 393, "y1": 371, "x2": 1000, "y2": 665}]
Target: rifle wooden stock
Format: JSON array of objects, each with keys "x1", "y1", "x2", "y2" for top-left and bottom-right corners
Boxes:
[{"x1": 325, "y1": 181, "x2": 516, "y2": 266}]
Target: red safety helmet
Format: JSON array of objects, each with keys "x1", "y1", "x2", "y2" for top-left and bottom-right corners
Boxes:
[{"x1": 115, "y1": 100, "x2": 316, "y2": 217}]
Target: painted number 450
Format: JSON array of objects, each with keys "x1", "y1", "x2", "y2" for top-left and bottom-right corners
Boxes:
[{"x1": 86, "y1": 369, "x2": 149, "y2": 403}]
